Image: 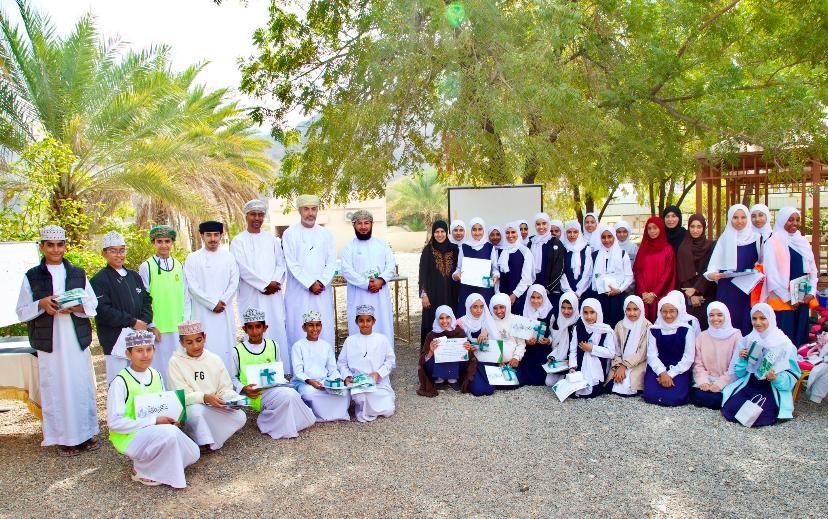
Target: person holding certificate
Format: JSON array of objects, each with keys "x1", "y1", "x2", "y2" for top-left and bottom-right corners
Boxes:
[
  {"x1": 452, "y1": 218, "x2": 499, "y2": 312},
  {"x1": 516, "y1": 285, "x2": 555, "y2": 386},
  {"x1": 467, "y1": 294, "x2": 527, "y2": 396},
  {"x1": 417, "y1": 305, "x2": 476, "y2": 396},
  {"x1": 763, "y1": 207, "x2": 818, "y2": 347}
]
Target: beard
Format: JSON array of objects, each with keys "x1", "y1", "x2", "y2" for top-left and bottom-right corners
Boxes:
[{"x1": 355, "y1": 227, "x2": 372, "y2": 240}]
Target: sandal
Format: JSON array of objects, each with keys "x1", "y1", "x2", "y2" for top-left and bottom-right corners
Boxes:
[
  {"x1": 81, "y1": 437, "x2": 101, "y2": 452},
  {"x1": 58, "y1": 446, "x2": 81, "y2": 457},
  {"x1": 131, "y1": 471, "x2": 162, "y2": 487}
]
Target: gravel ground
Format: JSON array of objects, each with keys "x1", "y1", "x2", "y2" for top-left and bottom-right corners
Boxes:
[{"x1": 1, "y1": 252, "x2": 827, "y2": 518}]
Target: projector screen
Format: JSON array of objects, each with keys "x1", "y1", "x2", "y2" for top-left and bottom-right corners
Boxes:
[{"x1": 447, "y1": 185, "x2": 544, "y2": 228}]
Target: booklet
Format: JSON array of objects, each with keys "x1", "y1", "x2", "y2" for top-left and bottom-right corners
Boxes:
[
  {"x1": 595, "y1": 273, "x2": 622, "y2": 295},
  {"x1": 135, "y1": 389, "x2": 186, "y2": 423},
  {"x1": 460, "y1": 258, "x2": 493, "y2": 288},
  {"x1": 54, "y1": 288, "x2": 87, "y2": 310},
  {"x1": 732, "y1": 271, "x2": 764, "y2": 295},
  {"x1": 550, "y1": 372, "x2": 589, "y2": 402},
  {"x1": 244, "y1": 362, "x2": 289, "y2": 389},
  {"x1": 789, "y1": 274, "x2": 812, "y2": 304}
]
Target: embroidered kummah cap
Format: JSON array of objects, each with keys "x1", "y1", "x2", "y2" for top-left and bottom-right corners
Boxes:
[
  {"x1": 40, "y1": 225, "x2": 66, "y2": 242},
  {"x1": 125, "y1": 330, "x2": 156, "y2": 348},
  {"x1": 243, "y1": 199, "x2": 268, "y2": 214},
  {"x1": 302, "y1": 310, "x2": 322, "y2": 324},
  {"x1": 350, "y1": 209, "x2": 373, "y2": 223},
  {"x1": 356, "y1": 304, "x2": 375, "y2": 317},
  {"x1": 198, "y1": 221, "x2": 223, "y2": 233},
  {"x1": 101, "y1": 231, "x2": 126, "y2": 249},
  {"x1": 177, "y1": 320, "x2": 204, "y2": 336},
  {"x1": 242, "y1": 307, "x2": 267, "y2": 324},
  {"x1": 149, "y1": 225, "x2": 176, "y2": 241},
  {"x1": 295, "y1": 194, "x2": 321, "y2": 209}
]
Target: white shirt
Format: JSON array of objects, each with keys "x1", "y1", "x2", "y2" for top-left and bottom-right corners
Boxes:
[
  {"x1": 106, "y1": 367, "x2": 162, "y2": 433},
  {"x1": 336, "y1": 332, "x2": 396, "y2": 379},
  {"x1": 281, "y1": 223, "x2": 336, "y2": 288},
  {"x1": 292, "y1": 338, "x2": 341, "y2": 382}
]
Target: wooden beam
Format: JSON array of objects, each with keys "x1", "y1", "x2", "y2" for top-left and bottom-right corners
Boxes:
[{"x1": 813, "y1": 159, "x2": 821, "y2": 268}]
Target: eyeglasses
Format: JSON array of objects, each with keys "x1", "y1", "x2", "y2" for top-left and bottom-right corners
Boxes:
[{"x1": 105, "y1": 248, "x2": 127, "y2": 255}]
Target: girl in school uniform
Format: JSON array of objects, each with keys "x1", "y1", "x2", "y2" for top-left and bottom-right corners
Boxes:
[
  {"x1": 488, "y1": 225, "x2": 504, "y2": 251},
  {"x1": 662, "y1": 205, "x2": 687, "y2": 257},
  {"x1": 582, "y1": 212, "x2": 599, "y2": 245},
  {"x1": 517, "y1": 284, "x2": 555, "y2": 386},
  {"x1": 633, "y1": 217, "x2": 676, "y2": 322},
  {"x1": 606, "y1": 295, "x2": 651, "y2": 396},
  {"x1": 418, "y1": 305, "x2": 476, "y2": 396},
  {"x1": 467, "y1": 294, "x2": 526, "y2": 396},
  {"x1": 614, "y1": 221, "x2": 638, "y2": 265},
  {"x1": 528, "y1": 212, "x2": 555, "y2": 288},
  {"x1": 457, "y1": 293, "x2": 492, "y2": 345},
  {"x1": 449, "y1": 220, "x2": 467, "y2": 245},
  {"x1": 704, "y1": 204, "x2": 762, "y2": 336},
  {"x1": 453, "y1": 217, "x2": 499, "y2": 311},
  {"x1": 749, "y1": 204, "x2": 772, "y2": 243},
  {"x1": 567, "y1": 298, "x2": 617, "y2": 398},
  {"x1": 497, "y1": 222, "x2": 534, "y2": 315},
  {"x1": 517, "y1": 219, "x2": 531, "y2": 246},
  {"x1": 689, "y1": 302, "x2": 741, "y2": 409},
  {"x1": 669, "y1": 290, "x2": 702, "y2": 338},
  {"x1": 545, "y1": 291, "x2": 579, "y2": 387},
  {"x1": 676, "y1": 214, "x2": 715, "y2": 330},
  {"x1": 642, "y1": 292, "x2": 695, "y2": 407},
  {"x1": 561, "y1": 220, "x2": 593, "y2": 299},
  {"x1": 589, "y1": 226, "x2": 633, "y2": 328},
  {"x1": 721, "y1": 303, "x2": 801, "y2": 427},
  {"x1": 550, "y1": 219, "x2": 564, "y2": 241},
  {"x1": 763, "y1": 207, "x2": 818, "y2": 348}
]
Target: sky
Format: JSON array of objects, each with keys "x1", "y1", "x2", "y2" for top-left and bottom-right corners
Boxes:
[{"x1": 1, "y1": 0, "x2": 274, "y2": 114}]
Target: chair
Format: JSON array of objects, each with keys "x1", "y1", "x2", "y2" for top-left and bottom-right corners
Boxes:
[{"x1": 792, "y1": 369, "x2": 811, "y2": 401}]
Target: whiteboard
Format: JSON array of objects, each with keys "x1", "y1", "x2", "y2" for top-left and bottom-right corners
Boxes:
[
  {"x1": 447, "y1": 185, "x2": 543, "y2": 228},
  {"x1": 0, "y1": 242, "x2": 41, "y2": 328}
]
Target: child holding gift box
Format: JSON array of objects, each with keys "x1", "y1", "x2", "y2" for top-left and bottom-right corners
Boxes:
[
  {"x1": 517, "y1": 284, "x2": 555, "y2": 386},
  {"x1": 337, "y1": 305, "x2": 397, "y2": 422},
  {"x1": 231, "y1": 308, "x2": 315, "y2": 438},
  {"x1": 167, "y1": 320, "x2": 247, "y2": 452},
  {"x1": 107, "y1": 330, "x2": 200, "y2": 487},
  {"x1": 291, "y1": 311, "x2": 351, "y2": 421}
]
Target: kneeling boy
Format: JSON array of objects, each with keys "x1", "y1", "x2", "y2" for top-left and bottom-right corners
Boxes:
[
  {"x1": 106, "y1": 330, "x2": 199, "y2": 488},
  {"x1": 167, "y1": 320, "x2": 246, "y2": 452}
]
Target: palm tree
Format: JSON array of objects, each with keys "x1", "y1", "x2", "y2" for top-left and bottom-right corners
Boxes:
[
  {"x1": 387, "y1": 168, "x2": 446, "y2": 239},
  {"x1": 0, "y1": 1, "x2": 273, "y2": 241}
]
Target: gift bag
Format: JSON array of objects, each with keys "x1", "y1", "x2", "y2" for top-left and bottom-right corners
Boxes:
[{"x1": 734, "y1": 395, "x2": 766, "y2": 427}]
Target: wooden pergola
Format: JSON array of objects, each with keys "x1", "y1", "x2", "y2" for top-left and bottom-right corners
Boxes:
[{"x1": 694, "y1": 145, "x2": 828, "y2": 269}]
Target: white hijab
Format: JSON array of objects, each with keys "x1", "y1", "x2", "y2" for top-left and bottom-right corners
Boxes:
[
  {"x1": 517, "y1": 219, "x2": 531, "y2": 246},
  {"x1": 562, "y1": 220, "x2": 588, "y2": 277},
  {"x1": 582, "y1": 212, "x2": 599, "y2": 243},
  {"x1": 552, "y1": 291, "x2": 579, "y2": 359},
  {"x1": 580, "y1": 297, "x2": 614, "y2": 335},
  {"x1": 460, "y1": 293, "x2": 492, "y2": 337},
  {"x1": 705, "y1": 301, "x2": 739, "y2": 340},
  {"x1": 652, "y1": 291, "x2": 690, "y2": 332},
  {"x1": 707, "y1": 204, "x2": 759, "y2": 272},
  {"x1": 489, "y1": 225, "x2": 504, "y2": 250},
  {"x1": 498, "y1": 221, "x2": 530, "y2": 274},
  {"x1": 487, "y1": 293, "x2": 512, "y2": 340},
  {"x1": 764, "y1": 207, "x2": 817, "y2": 300},
  {"x1": 550, "y1": 219, "x2": 564, "y2": 238},
  {"x1": 620, "y1": 295, "x2": 647, "y2": 358},
  {"x1": 449, "y1": 220, "x2": 466, "y2": 245},
  {"x1": 523, "y1": 284, "x2": 555, "y2": 321},
  {"x1": 592, "y1": 225, "x2": 625, "y2": 275},
  {"x1": 465, "y1": 217, "x2": 489, "y2": 251},
  {"x1": 742, "y1": 303, "x2": 795, "y2": 375},
  {"x1": 431, "y1": 305, "x2": 458, "y2": 333},
  {"x1": 530, "y1": 212, "x2": 553, "y2": 274},
  {"x1": 749, "y1": 204, "x2": 772, "y2": 242}
]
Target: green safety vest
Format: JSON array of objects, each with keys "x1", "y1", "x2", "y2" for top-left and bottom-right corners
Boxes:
[
  {"x1": 108, "y1": 367, "x2": 163, "y2": 454},
  {"x1": 145, "y1": 257, "x2": 185, "y2": 334},
  {"x1": 234, "y1": 340, "x2": 278, "y2": 412}
]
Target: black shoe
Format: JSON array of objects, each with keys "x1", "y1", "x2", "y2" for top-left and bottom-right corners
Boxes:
[
  {"x1": 449, "y1": 381, "x2": 461, "y2": 391},
  {"x1": 434, "y1": 381, "x2": 449, "y2": 390}
]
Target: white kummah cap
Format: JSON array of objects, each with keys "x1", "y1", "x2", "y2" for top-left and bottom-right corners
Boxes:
[
  {"x1": 303, "y1": 310, "x2": 322, "y2": 324},
  {"x1": 178, "y1": 320, "x2": 203, "y2": 335},
  {"x1": 243, "y1": 199, "x2": 267, "y2": 214},
  {"x1": 101, "y1": 231, "x2": 126, "y2": 249},
  {"x1": 40, "y1": 225, "x2": 66, "y2": 242},
  {"x1": 242, "y1": 307, "x2": 267, "y2": 324},
  {"x1": 125, "y1": 330, "x2": 155, "y2": 348},
  {"x1": 295, "y1": 194, "x2": 321, "y2": 209},
  {"x1": 356, "y1": 304, "x2": 375, "y2": 316}
]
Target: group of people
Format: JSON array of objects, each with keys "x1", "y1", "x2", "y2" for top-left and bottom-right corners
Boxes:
[
  {"x1": 15, "y1": 195, "x2": 399, "y2": 488},
  {"x1": 417, "y1": 204, "x2": 818, "y2": 424}
]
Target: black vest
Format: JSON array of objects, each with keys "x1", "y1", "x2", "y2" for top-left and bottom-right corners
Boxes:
[{"x1": 24, "y1": 259, "x2": 93, "y2": 353}]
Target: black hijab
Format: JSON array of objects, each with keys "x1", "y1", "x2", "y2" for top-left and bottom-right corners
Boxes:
[
  {"x1": 430, "y1": 220, "x2": 451, "y2": 252},
  {"x1": 662, "y1": 205, "x2": 687, "y2": 254},
  {"x1": 676, "y1": 214, "x2": 714, "y2": 286}
]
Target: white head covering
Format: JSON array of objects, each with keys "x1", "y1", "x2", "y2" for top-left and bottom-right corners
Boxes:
[
  {"x1": 562, "y1": 220, "x2": 588, "y2": 277},
  {"x1": 707, "y1": 204, "x2": 759, "y2": 272},
  {"x1": 460, "y1": 293, "x2": 492, "y2": 336},
  {"x1": 40, "y1": 225, "x2": 66, "y2": 242},
  {"x1": 523, "y1": 284, "x2": 554, "y2": 320},
  {"x1": 743, "y1": 303, "x2": 795, "y2": 375},
  {"x1": 243, "y1": 199, "x2": 267, "y2": 214},
  {"x1": 652, "y1": 291, "x2": 690, "y2": 331},
  {"x1": 465, "y1": 217, "x2": 488, "y2": 250},
  {"x1": 582, "y1": 212, "x2": 599, "y2": 242},
  {"x1": 764, "y1": 207, "x2": 817, "y2": 301},
  {"x1": 749, "y1": 204, "x2": 772, "y2": 241},
  {"x1": 705, "y1": 301, "x2": 738, "y2": 340},
  {"x1": 550, "y1": 219, "x2": 564, "y2": 236},
  {"x1": 431, "y1": 305, "x2": 458, "y2": 333},
  {"x1": 530, "y1": 212, "x2": 553, "y2": 273},
  {"x1": 517, "y1": 219, "x2": 531, "y2": 246},
  {"x1": 498, "y1": 221, "x2": 530, "y2": 273},
  {"x1": 101, "y1": 231, "x2": 126, "y2": 249},
  {"x1": 295, "y1": 194, "x2": 321, "y2": 208},
  {"x1": 579, "y1": 297, "x2": 614, "y2": 335},
  {"x1": 620, "y1": 295, "x2": 647, "y2": 358},
  {"x1": 449, "y1": 219, "x2": 466, "y2": 245},
  {"x1": 242, "y1": 307, "x2": 266, "y2": 323},
  {"x1": 550, "y1": 291, "x2": 579, "y2": 360},
  {"x1": 487, "y1": 293, "x2": 512, "y2": 340},
  {"x1": 489, "y1": 225, "x2": 504, "y2": 250},
  {"x1": 614, "y1": 220, "x2": 632, "y2": 241},
  {"x1": 592, "y1": 225, "x2": 624, "y2": 276}
]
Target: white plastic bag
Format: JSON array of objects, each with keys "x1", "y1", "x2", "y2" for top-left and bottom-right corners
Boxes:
[{"x1": 735, "y1": 395, "x2": 766, "y2": 427}]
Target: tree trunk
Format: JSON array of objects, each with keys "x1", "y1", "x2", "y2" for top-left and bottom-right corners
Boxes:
[
  {"x1": 585, "y1": 193, "x2": 595, "y2": 214},
  {"x1": 573, "y1": 184, "x2": 583, "y2": 222},
  {"x1": 649, "y1": 181, "x2": 656, "y2": 216},
  {"x1": 483, "y1": 117, "x2": 509, "y2": 184}
]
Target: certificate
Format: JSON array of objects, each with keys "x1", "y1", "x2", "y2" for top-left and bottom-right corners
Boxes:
[
  {"x1": 550, "y1": 372, "x2": 588, "y2": 402},
  {"x1": 731, "y1": 271, "x2": 764, "y2": 294},
  {"x1": 485, "y1": 365, "x2": 520, "y2": 386},
  {"x1": 433, "y1": 337, "x2": 469, "y2": 363},
  {"x1": 244, "y1": 362, "x2": 288, "y2": 389},
  {"x1": 135, "y1": 390, "x2": 186, "y2": 423},
  {"x1": 460, "y1": 258, "x2": 493, "y2": 288},
  {"x1": 510, "y1": 315, "x2": 541, "y2": 340}
]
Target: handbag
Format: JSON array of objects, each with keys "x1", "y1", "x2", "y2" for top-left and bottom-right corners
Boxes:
[{"x1": 734, "y1": 394, "x2": 766, "y2": 427}]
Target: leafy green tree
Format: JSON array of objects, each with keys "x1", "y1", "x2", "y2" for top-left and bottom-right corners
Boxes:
[
  {"x1": 1, "y1": 0, "x2": 274, "y2": 238},
  {"x1": 240, "y1": 0, "x2": 828, "y2": 214},
  {"x1": 387, "y1": 168, "x2": 446, "y2": 236}
]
